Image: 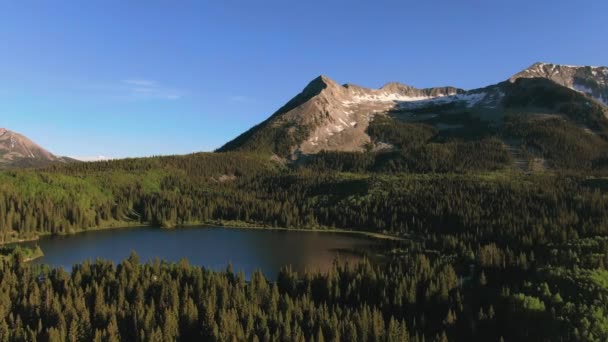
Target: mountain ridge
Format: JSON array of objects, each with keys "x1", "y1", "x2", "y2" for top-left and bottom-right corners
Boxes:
[
  {"x1": 217, "y1": 75, "x2": 466, "y2": 157},
  {"x1": 510, "y1": 62, "x2": 608, "y2": 105},
  {"x1": 0, "y1": 128, "x2": 73, "y2": 169},
  {"x1": 218, "y1": 62, "x2": 608, "y2": 171}
]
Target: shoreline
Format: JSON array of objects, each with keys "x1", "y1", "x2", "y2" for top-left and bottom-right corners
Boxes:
[
  {"x1": 0, "y1": 244, "x2": 44, "y2": 263},
  {"x1": 191, "y1": 222, "x2": 406, "y2": 241},
  {"x1": 4, "y1": 220, "x2": 404, "y2": 246},
  {"x1": 23, "y1": 254, "x2": 44, "y2": 263},
  {"x1": 0, "y1": 222, "x2": 150, "y2": 246}
]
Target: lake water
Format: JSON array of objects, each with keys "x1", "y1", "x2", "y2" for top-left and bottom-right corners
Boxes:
[{"x1": 27, "y1": 226, "x2": 375, "y2": 278}]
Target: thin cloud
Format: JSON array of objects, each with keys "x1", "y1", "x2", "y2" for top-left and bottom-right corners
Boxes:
[
  {"x1": 120, "y1": 79, "x2": 182, "y2": 100},
  {"x1": 82, "y1": 79, "x2": 184, "y2": 101},
  {"x1": 122, "y1": 79, "x2": 158, "y2": 87},
  {"x1": 230, "y1": 95, "x2": 254, "y2": 103},
  {"x1": 70, "y1": 155, "x2": 114, "y2": 162}
]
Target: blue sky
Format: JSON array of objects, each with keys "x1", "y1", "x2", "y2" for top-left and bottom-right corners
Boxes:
[{"x1": 0, "y1": 0, "x2": 606, "y2": 159}]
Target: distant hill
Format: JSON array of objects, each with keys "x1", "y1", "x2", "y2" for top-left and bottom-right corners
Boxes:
[
  {"x1": 218, "y1": 63, "x2": 608, "y2": 172},
  {"x1": 0, "y1": 128, "x2": 75, "y2": 169}
]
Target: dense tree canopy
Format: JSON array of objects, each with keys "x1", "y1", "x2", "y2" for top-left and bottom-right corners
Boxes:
[{"x1": 0, "y1": 151, "x2": 607, "y2": 341}]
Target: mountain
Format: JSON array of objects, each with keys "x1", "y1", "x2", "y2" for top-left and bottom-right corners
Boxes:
[
  {"x1": 510, "y1": 62, "x2": 608, "y2": 106},
  {"x1": 217, "y1": 76, "x2": 466, "y2": 156},
  {"x1": 219, "y1": 62, "x2": 608, "y2": 172},
  {"x1": 0, "y1": 128, "x2": 73, "y2": 169}
]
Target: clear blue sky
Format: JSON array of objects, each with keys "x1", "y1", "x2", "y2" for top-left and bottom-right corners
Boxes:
[{"x1": 1, "y1": 0, "x2": 606, "y2": 159}]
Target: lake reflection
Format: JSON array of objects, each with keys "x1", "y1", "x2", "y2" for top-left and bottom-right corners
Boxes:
[{"x1": 27, "y1": 227, "x2": 374, "y2": 278}]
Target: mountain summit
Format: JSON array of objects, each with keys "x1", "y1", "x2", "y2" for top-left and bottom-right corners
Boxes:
[
  {"x1": 219, "y1": 62, "x2": 608, "y2": 171},
  {"x1": 510, "y1": 62, "x2": 608, "y2": 105},
  {"x1": 217, "y1": 75, "x2": 465, "y2": 157},
  {"x1": 0, "y1": 128, "x2": 72, "y2": 168}
]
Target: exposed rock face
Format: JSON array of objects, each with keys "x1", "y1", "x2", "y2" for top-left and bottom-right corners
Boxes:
[
  {"x1": 0, "y1": 128, "x2": 70, "y2": 168},
  {"x1": 510, "y1": 62, "x2": 608, "y2": 105},
  {"x1": 219, "y1": 62, "x2": 608, "y2": 159},
  {"x1": 218, "y1": 75, "x2": 464, "y2": 156}
]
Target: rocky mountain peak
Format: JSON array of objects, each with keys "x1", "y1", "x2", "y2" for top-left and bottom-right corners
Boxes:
[
  {"x1": 0, "y1": 128, "x2": 71, "y2": 169},
  {"x1": 220, "y1": 62, "x2": 608, "y2": 160},
  {"x1": 219, "y1": 74, "x2": 467, "y2": 156},
  {"x1": 511, "y1": 62, "x2": 608, "y2": 105},
  {"x1": 380, "y1": 82, "x2": 415, "y2": 93},
  {"x1": 302, "y1": 75, "x2": 341, "y2": 93}
]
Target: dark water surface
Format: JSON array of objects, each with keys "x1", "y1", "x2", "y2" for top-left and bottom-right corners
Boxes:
[{"x1": 27, "y1": 226, "x2": 374, "y2": 278}]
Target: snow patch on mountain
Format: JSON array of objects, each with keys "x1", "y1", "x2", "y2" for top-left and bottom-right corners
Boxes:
[
  {"x1": 396, "y1": 91, "x2": 504, "y2": 109},
  {"x1": 574, "y1": 83, "x2": 595, "y2": 95},
  {"x1": 347, "y1": 92, "x2": 456, "y2": 104}
]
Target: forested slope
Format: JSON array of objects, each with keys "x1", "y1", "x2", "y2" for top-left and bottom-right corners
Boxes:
[
  {"x1": 1, "y1": 150, "x2": 608, "y2": 340},
  {"x1": 2, "y1": 152, "x2": 608, "y2": 248},
  {"x1": 0, "y1": 228, "x2": 606, "y2": 341}
]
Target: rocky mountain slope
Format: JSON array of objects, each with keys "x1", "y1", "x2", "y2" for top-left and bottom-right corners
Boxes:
[
  {"x1": 0, "y1": 128, "x2": 73, "y2": 168},
  {"x1": 218, "y1": 76, "x2": 471, "y2": 156},
  {"x1": 219, "y1": 62, "x2": 608, "y2": 171},
  {"x1": 510, "y1": 62, "x2": 608, "y2": 106}
]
